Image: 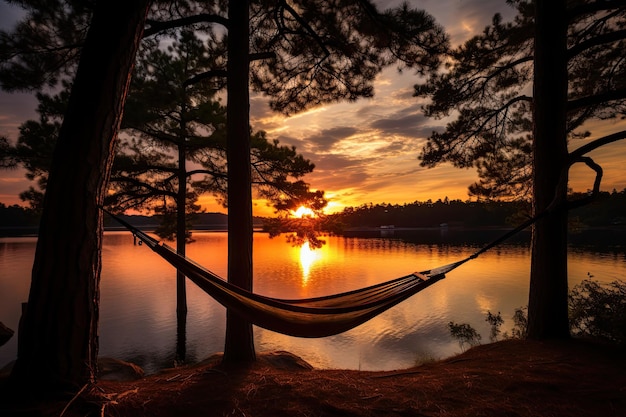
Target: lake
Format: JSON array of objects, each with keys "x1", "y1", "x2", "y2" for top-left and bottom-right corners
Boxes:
[{"x1": 0, "y1": 228, "x2": 624, "y2": 374}]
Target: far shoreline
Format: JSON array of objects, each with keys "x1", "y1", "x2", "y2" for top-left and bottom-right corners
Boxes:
[{"x1": 1, "y1": 224, "x2": 624, "y2": 238}]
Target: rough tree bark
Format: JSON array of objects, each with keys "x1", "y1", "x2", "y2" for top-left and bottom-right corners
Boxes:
[
  {"x1": 223, "y1": 0, "x2": 256, "y2": 363},
  {"x1": 527, "y1": 0, "x2": 571, "y2": 339},
  {"x1": 176, "y1": 130, "x2": 188, "y2": 362},
  {"x1": 10, "y1": 0, "x2": 150, "y2": 396}
]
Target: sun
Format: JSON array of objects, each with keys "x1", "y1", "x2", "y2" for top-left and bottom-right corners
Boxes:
[
  {"x1": 292, "y1": 205, "x2": 315, "y2": 218},
  {"x1": 299, "y1": 241, "x2": 319, "y2": 284}
]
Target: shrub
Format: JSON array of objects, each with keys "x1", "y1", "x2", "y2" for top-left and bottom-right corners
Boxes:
[
  {"x1": 486, "y1": 311, "x2": 504, "y2": 342},
  {"x1": 447, "y1": 279, "x2": 626, "y2": 349},
  {"x1": 569, "y1": 279, "x2": 626, "y2": 345},
  {"x1": 510, "y1": 307, "x2": 528, "y2": 339},
  {"x1": 448, "y1": 321, "x2": 482, "y2": 351}
]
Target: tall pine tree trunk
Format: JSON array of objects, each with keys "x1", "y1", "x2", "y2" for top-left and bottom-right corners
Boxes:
[
  {"x1": 223, "y1": 0, "x2": 256, "y2": 363},
  {"x1": 10, "y1": 0, "x2": 149, "y2": 396},
  {"x1": 527, "y1": 0, "x2": 570, "y2": 339},
  {"x1": 176, "y1": 133, "x2": 188, "y2": 362}
]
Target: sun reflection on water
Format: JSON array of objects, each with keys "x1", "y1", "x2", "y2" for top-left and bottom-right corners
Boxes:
[
  {"x1": 299, "y1": 241, "x2": 320, "y2": 286},
  {"x1": 2, "y1": 231, "x2": 625, "y2": 374}
]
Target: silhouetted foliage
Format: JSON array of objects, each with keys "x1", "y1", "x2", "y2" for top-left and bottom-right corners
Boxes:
[
  {"x1": 452, "y1": 279, "x2": 626, "y2": 348},
  {"x1": 569, "y1": 279, "x2": 626, "y2": 345},
  {"x1": 486, "y1": 311, "x2": 504, "y2": 342},
  {"x1": 415, "y1": 0, "x2": 626, "y2": 200},
  {"x1": 510, "y1": 307, "x2": 528, "y2": 339},
  {"x1": 110, "y1": 29, "x2": 319, "y2": 240},
  {"x1": 569, "y1": 189, "x2": 626, "y2": 227},
  {"x1": 5, "y1": 0, "x2": 151, "y2": 397},
  {"x1": 313, "y1": 189, "x2": 626, "y2": 234},
  {"x1": 448, "y1": 322, "x2": 482, "y2": 351},
  {"x1": 0, "y1": 0, "x2": 92, "y2": 91},
  {"x1": 0, "y1": 203, "x2": 39, "y2": 228},
  {"x1": 1, "y1": 136, "x2": 19, "y2": 168},
  {"x1": 326, "y1": 198, "x2": 526, "y2": 229},
  {"x1": 4, "y1": 188, "x2": 626, "y2": 234},
  {"x1": 415, "y1": 0, "x2": 626, "y2": 341},
  {"x1": 0, "y1": 0, "x2": 447, "y2": 367},
  {"x1": 2, "y1": 30, "x2": 320, "y2": 240}
]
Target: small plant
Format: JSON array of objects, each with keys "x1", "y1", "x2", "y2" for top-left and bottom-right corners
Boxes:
[
  {"x1": 486, "y1": 311, "x2": 504, "y2": 342},
  {"x1": 510, "y1": 307, "x2": 528, "y2": 339},
  {"x1": 569, "y1": 279, "x2": 626, "y2": 345},
  {"x1": 448, "y1": 321, "x2": 482, "y2": 351},
  {"x1": 446, "y1": 278, "x2": 626, "y2": 352},
  {"x1": 448, "y1": 308, "x2": 527, "y2": 350}
]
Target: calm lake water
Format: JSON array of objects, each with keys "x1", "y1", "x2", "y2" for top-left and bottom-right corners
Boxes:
[{"x1": 1, "y1": 229, "x2": 624, "y2": 374}]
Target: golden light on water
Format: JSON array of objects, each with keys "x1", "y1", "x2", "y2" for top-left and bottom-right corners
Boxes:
[
  {"x1": 299, "y1": 241, "x2": 320, "y2": 285},
  {"x1": 5, "y1": 230, "x2": 625, "y2": 373}
]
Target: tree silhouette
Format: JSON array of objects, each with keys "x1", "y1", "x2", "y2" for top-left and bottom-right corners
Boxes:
[
  {"x1": 1, "y1": 88, "x2": 67, "y2": 212},
  {"x1": 414, "y1": 0, "x2": 626, "y2": 338},
  {"x1": 179, "y1": 0, "x2": 449, "y2": 364},
  {"x1": 114, "y1": 27, "x2": 321, "y2": 361},
  {"x1": 3, "y1": 25, "x2": 323, "y2": 363},
  {"x1": 6, "y1": 0, "x2": 150, "y2": 397},
  {"x1": 1, "y1": 0, "x2": 449, "y2": 365}
]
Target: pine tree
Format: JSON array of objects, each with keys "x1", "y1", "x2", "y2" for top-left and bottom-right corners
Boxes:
[
  {"x1": 1, "y1": 0, "x2": 449, "y2": 365},
  {"x1": 414, "y1": 0, "x2": 626, "y2": 338},
  {"x1": 7, "y1": 0, "x2": 150, "y2": 397}
]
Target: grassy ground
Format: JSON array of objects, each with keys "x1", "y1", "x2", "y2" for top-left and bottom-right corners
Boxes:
[{"x1": 2, "y1": 338, "x2": 625, "y2": 417}]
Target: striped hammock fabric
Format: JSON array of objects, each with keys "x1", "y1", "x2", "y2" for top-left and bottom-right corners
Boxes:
[{"x1": 106, "y1": 211, "x2": 463, "y2": 338}]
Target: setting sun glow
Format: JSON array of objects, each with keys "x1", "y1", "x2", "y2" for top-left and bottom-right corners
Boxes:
[
  {"x1": 299, "y1": 241, "x2": 319, "y2": 285},
  {"x1": 292, "y1": 205, "x2": 315, "y2": 218}
]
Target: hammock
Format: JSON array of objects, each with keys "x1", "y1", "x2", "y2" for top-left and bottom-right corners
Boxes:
[
  {"x1": 104, "y1": 198, "x2": 558, "y2": 338},
  {"x1": 102, "y1": 157, "x2": 603, "y2": 338},
  {"x1": 104, "y1": 210, "x2": 474, "y2": 338}
]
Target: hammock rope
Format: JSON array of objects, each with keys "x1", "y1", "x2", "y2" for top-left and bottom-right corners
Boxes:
[
  {"x1": 100, "y1": 179, "x2": 589, "y2": 338},
  {"x1": 101, "y1": 154, "x2": 603, "y2": 338},
  {"x1": 102, "y1": 206, "x2": 534, "y2": 337},
  {"x1": 104, "y1": 209, "x2": 452, "y2": 337}
]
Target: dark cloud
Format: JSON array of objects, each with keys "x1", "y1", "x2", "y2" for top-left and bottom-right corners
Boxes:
[
  {"x1": 354, "y1": 104, "x2": 380, "y2": 119},
  {"x1": 304, "y1": 153, "x2": 373, "y2": 190},
  {"x1": 369, "y1": 110, "x2": 435, "y2": 138},
  {"x1": 305, "y1": 126, "x2": 359, "y2": 151},
  {"x1": 272, "y1": 126, "x2": 360, "y2": 154},
  {"x1": 313, "y1": 153, "x2": 363, "y2": 171},
  {"x1": 273, "y1": 133, "x2": 312, "y2": 155},
  {"x1": 274, "y1": 132, "x2": 302, "y2": 145},
  {"x1": 376, "y1": 138, "x2": 423, "y2": 155}
]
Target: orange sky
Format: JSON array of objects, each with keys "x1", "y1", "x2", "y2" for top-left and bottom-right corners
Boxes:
[
  {"x1": 242, "y1": 69, "x2": 626, "y2": 217},
  {"x1": 1, "y1": 1, "x2": 625, "y2": 218}
]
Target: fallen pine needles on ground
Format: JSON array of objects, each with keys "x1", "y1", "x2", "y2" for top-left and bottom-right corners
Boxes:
[{"x1": 1, "y1": 339, "x2": 625, "y2": 417}]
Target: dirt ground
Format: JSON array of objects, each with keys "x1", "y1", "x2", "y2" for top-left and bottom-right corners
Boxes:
[{"x1": 2, "y1": 339, "x2": 626, "y2": 417}]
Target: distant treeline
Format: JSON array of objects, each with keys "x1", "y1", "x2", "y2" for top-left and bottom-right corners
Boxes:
[
  {"x1": 0, "y1": 207, "x2": 262, "y2": 235},
  {"x1": 2, "y1": 189, "x2": 625, "y2": 234},
  {"x1": 0, "y1": 203, "x2": 41, "y2": 230},
  {"x1": 323, "y1": 189, "x2": 626, "y2": 231}
]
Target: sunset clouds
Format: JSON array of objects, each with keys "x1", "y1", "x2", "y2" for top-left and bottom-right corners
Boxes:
[{"x1": 2, "y1": 1, "x2": 625, "y2": 216}]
